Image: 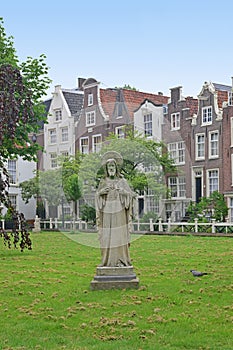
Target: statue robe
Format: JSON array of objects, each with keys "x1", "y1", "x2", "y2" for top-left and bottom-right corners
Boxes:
[{"x1": 96, "y1": 177, "x2": 135, "y2": 267}]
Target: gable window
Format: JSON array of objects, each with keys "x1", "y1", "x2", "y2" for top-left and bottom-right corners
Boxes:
[
  {"x1": 88, "y1": 94, "x2": 93, "y2": 106},
  {"x1": 92, "y1": 134, "x2": 102, "y2": 153},
  {"x1": 168, "y1": 141, "x2": 185, "y2": 164},
  {"x1": 8, "y1": 160, "x2": 17, "y2": 184},
  {"x1": 196, "y1": 133, "x2": 205, "y2": 160},
  {"x1": 168, "y1": 176, "x2": 186, "y2": 198},
  {"x1": 55, "y1": 109, "x2": 62, "y2": 121},
  {"x1": 228, "y1": 91, "x2": 233, "y2": 106},
  {"x1": 49, "y1": 129, "x2": 57, "y2": 144},
  {"x1": 115, "y1": 126, "x2": 125, "y2": 139},
  {"x1": 202, "y1": 106, "x2": 212, "y2": 125},
  {"x1": 61, "y1": 127, "x2": 68, "y2": 142},
  {"x1": 80, "y1": 137, "x2": 89, "y2": 154},
  {"x1": 207, "y1": 169, "x2": 219, "y2": 195},
  {"x1": 209, "y1": 131, "x2": 219, "y2": 158},
  {"x1": 86, "y1": 111, "x2": 95, "y2": 126},
  {"x1": 144, "y1": 113, "x2": 152, "y2": 137},
  {"x1": 50, "y1": 153, "x2": 57, "y2": 168},
  {"x1": 171, "y1": 113, "x2": 180, "y2": 130}
]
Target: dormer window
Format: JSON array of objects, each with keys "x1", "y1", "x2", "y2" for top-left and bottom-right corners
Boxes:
[
  {"x1": 88, "y1": 93, "x2": 93, "y2": 106},
  {"x1": 86, "y1": 111, "x2": 95, "y2": 126},
  {"x1": 202, "y1": 106, "x2": 212, "y2": 125},
  {"x1": 55, "y1": 109, "x2": 62, "y2": 121}
]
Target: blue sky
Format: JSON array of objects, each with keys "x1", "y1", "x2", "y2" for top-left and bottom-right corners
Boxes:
[{"x1": 1, "y1": 0, "x2": 233, "y2": 98}]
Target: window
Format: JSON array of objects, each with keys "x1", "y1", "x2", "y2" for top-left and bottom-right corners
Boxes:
[
  {"x1": 55, "y1": 109, "x2": 62, "y2": 121},
  {"x1": 50, "y1": 153, "x2": 57, "y2": 168},
  {"x1": 168, "y1": 176, "x2": 186, "y2": 198},
  {"x1": 49, "y1": 129, "x2": 57, "y2": 144},
  {"x1": 63, "y1": 203, "x2": 71, "y2": 218},
  {"x1": 228, "y1": 91, "x2": 233, "y2": 106},
  {"x1": 171, "y1": 113, "x2": 180, "y2": 130},
  {"x1": 80, "y1": 137, "x2": 89, "y2": 154},
  {"x1": 8, "y1": 160, "x2": 17, "y2": 184},
  {"x1": 61, "y1": 127, "x2": 68, "y2": 142},
  {"x1": 146, "y1": 189, "x2": 159, "y2": 213},
  {"x1": 115, "y1": 126, "x2": 125, "y2": 139},
  {"x1": 61, "y1": 151, "x2": 69, "y2": 158},
  {"x1": 196, "y1": 134, "x2": 205, "y2": 159},
  {"x1": 88, "y1": 94, "x2": 93, "y2": 106},
  {"x1": 9, "y1": 194, "x2": 17, "y2": 209},
  {"x1": 168, "y1": 141, "x2": 185, "y2": 164},
  {"x1": 86, "y1": 111, "x2": 95, "y2": 126},
  {"x1": 202, "y1": 106, "x2": 212, "y2": 125},
  {"x1": 92, "y1": 135, "x2": 102, "y2": 153},
  {"x1": 229, "y1": 198, "x2": 233, "y2": 222},
  {"x1": 207, "y1": 169, "x2": 219, "y2": 195},
  {"x1": 209, "y1": 131, "x2": 219, "y2": 158},
  {"x1": 144, "y1": 113, "x2": 152, "y2": 137}
]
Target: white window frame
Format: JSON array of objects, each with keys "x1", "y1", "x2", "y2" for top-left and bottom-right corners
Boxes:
[
  {"x1": 80, "y1": 137, "x2": 89, "y2": 154},
  {"x1": 92, "y1": 134, "x2": 102, "y2": 153},
  {"x1": 209, "y1": 131, "x2": 219, "y2": 159},
  {"x1": 196, "y1": 133, "x2": 205, "y2": 160},
  {"x1": 61, "y1": 127, "x2": 68, "y2": 142},
  {"x1": 55, "y1": 109, "x2": 62, "y2": 121},
  {"x1": 146, "y1": 189, "x2": 159, "y2": 213},
  {"x1": 49, "y1": 129, "x2": 57, "y2": 144},
  {"x1": 168, "y1": 176, "x2": 186, "y2": 198},
  {"x1": 202, "y1": 106, "x2": 212, "y2": 125},
  {"x1": 8, "y1": 160, "x2": 17, "y2": 185},
  {"x1": 168, "y1": 141, "x2": 185, "y2": 165},
  {"x1": 115, "y1": 126, "x2": 125, "y2": 139},
  {"x1": 231, "y1": 154, "x2": 233, "y2": 186},
  {"x1": 144, "y1": 113, "x2": 153, "y2": 137},
  {"x1": 50, "y1": 153, "x2": 57, "y2": 168},
  {"x1": 229, "y1": 197, "x2": 233, "y2": 222},
  {"x1": 86, "y1": 111, "x2": 95, "y2": 127},
  {"x1": 88, "y1": 94, "x2": 93, "y2": 106},
  {"x1": 207, "y1": 169, "x2": 219, "y2": 196},
  {"x1": 171, "y1": 112, "x2": 180, "y2": 130}
]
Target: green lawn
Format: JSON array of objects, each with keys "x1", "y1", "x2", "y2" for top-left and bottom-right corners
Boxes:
[{"x1": 0, "y1": 231, "x2": 232, "y2": 350}]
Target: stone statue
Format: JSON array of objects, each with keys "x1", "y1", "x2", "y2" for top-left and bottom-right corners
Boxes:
[{"x1": 96, "y1": 151, "x2": 136, "y2": 267}]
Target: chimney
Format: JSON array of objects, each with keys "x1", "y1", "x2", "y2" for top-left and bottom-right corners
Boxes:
[
  {"x1": 77, "y1": 77, "x2": 86, "y2": 90},
  {"x1": 170, "y1": 86, "x2": 182, "y2": 104},
  {"x1": 158, "y1": 91, "x2": 163, "y2": 96}
]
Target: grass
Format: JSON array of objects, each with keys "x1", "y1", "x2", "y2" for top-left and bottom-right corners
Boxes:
[{"x1": 0, "y1": 231, "x2": 232, "y2": 350}]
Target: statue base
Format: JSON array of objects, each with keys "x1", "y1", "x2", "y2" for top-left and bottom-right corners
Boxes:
[{"x1": 90, "y1": 266, "x2": 139, "y2": 290}]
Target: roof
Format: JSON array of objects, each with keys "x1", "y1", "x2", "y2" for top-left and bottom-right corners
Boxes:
[
  {"x1": 99, "y1": 88, "x2": 169, "y2": 120},
  {"x1": 213, "y1": 83, "x2": 231, "y2": 108},
  {"x1": 62, "y1": 89, "x2": 84, "y2": 119},
  {"x1": 185, "y1": 96, "x2": 198, "y2": 115}
]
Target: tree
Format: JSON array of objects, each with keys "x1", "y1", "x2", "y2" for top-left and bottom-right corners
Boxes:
[
  {"x1": 115, "y1": 84, "x2": 138, "y2": 91},
  {"x1": 0, "y1": 18, "x2": 51, "y2": 250},
  {"x1": 78, "y1": 130, "x2": 176, "y2": 211},
  {"x1": 60, "y1": 154, "x2": 83, "y2": 218},
  {"x1": 187, "y1": 191, "x2": 228, "y2": 222}
]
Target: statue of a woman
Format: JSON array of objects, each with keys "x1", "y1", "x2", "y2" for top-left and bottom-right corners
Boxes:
[{"x1": 96, "y1": 151, "x2": 136, "y2": 267}]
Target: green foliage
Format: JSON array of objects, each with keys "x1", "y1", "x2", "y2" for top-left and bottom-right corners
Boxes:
[
  {"x1": 115, "y1": 84, "x2": 138, "y2": 91},
  {"x1": 80, "y1": 203, "x2": 96, "y2": 223},
  {"x1": 79, "y1": 131, "x2": 176, "y2": 204},
  {"x1": 187, "y1": 191, "x2": 228, "y2": 222}
]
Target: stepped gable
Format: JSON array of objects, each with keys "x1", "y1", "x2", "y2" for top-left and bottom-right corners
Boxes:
[
  {"x1": 213, "y1": 83, "x2": 231, "y2": 108},
  {"x1": 185, "y1": 96, "x2": 198, "y2": 115}
]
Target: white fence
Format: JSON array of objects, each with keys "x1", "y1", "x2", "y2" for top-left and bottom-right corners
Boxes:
[{"x1": 34, "y1": 217, "x2": 233, "y2": 235}]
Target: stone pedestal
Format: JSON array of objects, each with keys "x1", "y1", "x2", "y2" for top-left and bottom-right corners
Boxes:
[{"x1": 90, "y1": 266, "x2": 139, "y2": 290}]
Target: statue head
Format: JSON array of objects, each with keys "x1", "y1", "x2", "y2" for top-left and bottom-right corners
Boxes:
[{"x1": 101, "y1": 151, "x2": 123, "y2": 178}]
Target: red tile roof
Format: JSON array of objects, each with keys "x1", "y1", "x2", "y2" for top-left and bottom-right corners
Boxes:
[
  {"x1": 185, "y1": 96, "x2": 198, "y2": 115},
  {"x1": 99, "y1": 88, "x2": 169, "y2": 120}
]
